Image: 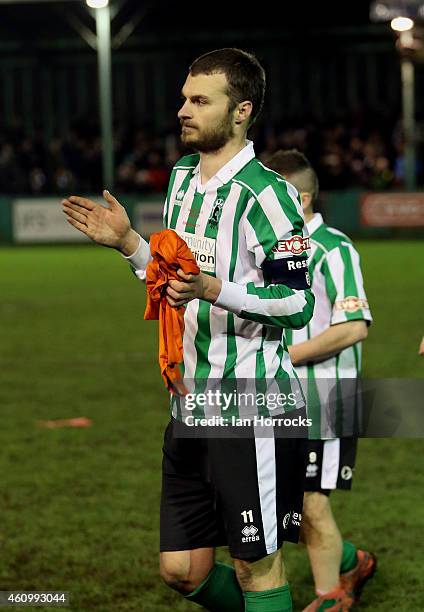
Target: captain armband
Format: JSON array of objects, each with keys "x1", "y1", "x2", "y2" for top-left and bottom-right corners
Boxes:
[{"x1": 262, "y1": 257, "x2": 311, "y2": 290}]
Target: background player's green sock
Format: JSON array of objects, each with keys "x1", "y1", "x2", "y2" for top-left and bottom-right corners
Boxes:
[
  {"x1": 185, "y1": 562, "x2": 244, "y2": 611},
  {"x1": 340, "y1": 540, "x2": 358, "y2": 573},
  {"x1": 243, "y1": 583, "x2": 292, "y2": 611}
]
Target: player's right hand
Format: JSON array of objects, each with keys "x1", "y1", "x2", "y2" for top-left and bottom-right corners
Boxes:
[{"x1": 62, "y1": 190, "x2": 136, "y2": 253}]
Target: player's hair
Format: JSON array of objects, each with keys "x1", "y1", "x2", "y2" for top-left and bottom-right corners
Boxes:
[
  {"x1": 266, "y1": 149, "x2": 319, "y2": 203},
  {"x1": 189, "y1": 48, "x2": 266, "y2": 127}
]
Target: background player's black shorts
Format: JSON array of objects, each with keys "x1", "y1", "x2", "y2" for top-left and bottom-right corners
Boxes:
[
  {"x1": 303, "y1": 438, "x2": 358, "y2": 495},
  {"x1": 160, "y1": 417, "x2": 307, "y2": 561}
]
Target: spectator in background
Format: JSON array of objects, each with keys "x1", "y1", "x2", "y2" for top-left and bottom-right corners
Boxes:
[
  {"x1": 115, "y1": 128, "x2": 169, "y2": 193},
  {"x1": 0, "y1": 112, "x2": 421, "y2": 193},
  {"x1": 0, "y1": 140, "x2": 26, "y2": 191}
]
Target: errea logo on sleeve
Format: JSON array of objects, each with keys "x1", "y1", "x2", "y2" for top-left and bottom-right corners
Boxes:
[{"x1": 272, "y1": 235, "x2": 310, "y2": 255}]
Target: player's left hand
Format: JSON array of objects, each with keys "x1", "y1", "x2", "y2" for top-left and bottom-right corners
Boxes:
[{"x1": 166, "y1": 269, "x2": 222, "y2": 307}]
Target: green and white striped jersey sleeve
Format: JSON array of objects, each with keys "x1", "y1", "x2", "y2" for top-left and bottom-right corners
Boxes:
[
  {"x1": 322, "y1": 242, "x2": 372, "y2": 325},
  {"x1": 123, "y1": 233, "x2": 152, "y2": 281},
  {"x1": 214, "y1": 179, "x2": 315, "y2": 329}
]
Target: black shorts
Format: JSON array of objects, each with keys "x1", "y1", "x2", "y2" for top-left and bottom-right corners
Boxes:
[
  {"x1": 303, "y1": 438, "x2": 358, "y2": 495},
  {"x1": 160, "y1": 418, "x2": 307, "y2": 561}
]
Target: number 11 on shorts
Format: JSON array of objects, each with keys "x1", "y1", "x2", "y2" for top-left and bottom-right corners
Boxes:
[{"x1": 241, "y1": 509, "x2": 254, "y2": 523}]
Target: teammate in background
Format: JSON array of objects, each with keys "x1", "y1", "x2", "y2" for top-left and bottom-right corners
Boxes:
[
  {"x1": 419, "y1": 336, "x2": 424, "y2": 355},
  {"x1": 267, "y1": 150, "x2": 377, "y2": 611},
  {"x1": 62, "y1": 49, "x2": 314, "y2": 612}
]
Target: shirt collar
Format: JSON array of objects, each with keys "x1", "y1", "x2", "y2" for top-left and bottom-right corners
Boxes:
[
  {"x1": 193, "y1": 140, "x2": 255, "y2": 189},
  {"x1": 306, "y1": 213, "x2": 324, "y2": 235}
]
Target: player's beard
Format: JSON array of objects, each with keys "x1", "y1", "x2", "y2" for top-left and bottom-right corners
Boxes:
[{"x1": 180, "y1": 110, "x2": 235, "y2": 153}]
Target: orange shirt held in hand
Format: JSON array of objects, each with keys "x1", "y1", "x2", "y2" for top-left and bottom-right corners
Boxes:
[{"x1": 144, "y1": 229, "x2": 200, "y2": 395}]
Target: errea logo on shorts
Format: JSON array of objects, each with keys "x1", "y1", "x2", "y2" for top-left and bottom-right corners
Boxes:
[
  {"x1": 272, "y1": 235, "x2": 310, "y2": 255},
  {"x1": 242, "y1": 525, "x2": 258, "y2": 537},
  {"x1": 241, "y1": 525, "x2": 260, "y2": 543},
  {"x1": 306, "y1": 451, "x2": 318, "y2": 477},
  {"x1": 306, "y1": 464, "x2": 318, "y2": 478},
  {"x1": 334, "y1": 296, "x2": 369, "y2": 313}
]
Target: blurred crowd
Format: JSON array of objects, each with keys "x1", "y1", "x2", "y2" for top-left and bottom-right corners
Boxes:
[{"x1": 0, "y1": 114, "x2": 420, "y2": 195}]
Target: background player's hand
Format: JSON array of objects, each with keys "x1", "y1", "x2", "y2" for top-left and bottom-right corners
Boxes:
[
  {"x1": 419, "y1": 336, "x2": 424, "y2": 356},
  {"x1": 166, "y1": 269, "x2": 222, "y2": 307},
  {"x1": 62, "y1": 190, "x2": 138, "y2": 254}
]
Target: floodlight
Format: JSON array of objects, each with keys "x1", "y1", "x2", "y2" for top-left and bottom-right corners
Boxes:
[
  {"x1": 391, "y1": 16, "x2": 414, "y2": 31},
  {"x1": 86, "y1": 0, "x2": 109, "y2": 8}
]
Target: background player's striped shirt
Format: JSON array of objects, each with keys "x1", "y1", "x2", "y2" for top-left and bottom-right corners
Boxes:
[
  {"x1": 127, "y1": 141, "x2": 315, "y2": 419},
  {"x1": 285, "y1": 213, "x2": 372, "y2": 438}
]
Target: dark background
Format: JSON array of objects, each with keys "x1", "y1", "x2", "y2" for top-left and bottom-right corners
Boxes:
[{"x1": 0, "y1": 0, "x2": 422, "y2": 193}]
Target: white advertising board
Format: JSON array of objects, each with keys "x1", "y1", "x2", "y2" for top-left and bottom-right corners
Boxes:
[{"x1": 12, "y1": 198, "x2": 104, "y2": 243}]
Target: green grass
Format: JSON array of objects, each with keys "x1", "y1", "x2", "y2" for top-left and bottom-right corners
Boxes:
[
  {"x1": 358, "y1": 240, "x2": 424, "y2": 377},
  {"x1": 0, "y1": 240, "x2": 422, "y2": 611}
]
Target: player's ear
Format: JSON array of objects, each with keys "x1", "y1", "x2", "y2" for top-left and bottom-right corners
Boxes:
[
  {"x1": 300, "y1": 192, "x2": 312, "y2": 210},
  {"x1": 234, "y1": 100, "x2": 252, "y2": 125}
]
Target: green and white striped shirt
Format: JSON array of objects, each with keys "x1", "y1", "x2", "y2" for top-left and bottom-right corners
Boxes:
[
  {"x1": 285, "y1": 213, "x2": 372, "y2": 438},
  {"x1": 128, "y1": 141, "x2": 315, "y2": 419}
]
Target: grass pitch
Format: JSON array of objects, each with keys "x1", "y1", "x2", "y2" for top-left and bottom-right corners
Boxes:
[{"x1": 0, "y1": 240, "x2": 423, "y2": 611}]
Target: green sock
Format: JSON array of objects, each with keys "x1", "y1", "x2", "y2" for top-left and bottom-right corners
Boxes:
[
  {"x1": 185, "y1": 562, "x2": 244, "y2": 612},
  {"x1": 243, "y1": 583, "x2": 292, "y2": 612},
  {"x1": 316, "y1": 599, "x2": 339, "y2": 611},
  {"x1": 340, "y1": 540, "x2": 358, "y2": 573}
]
